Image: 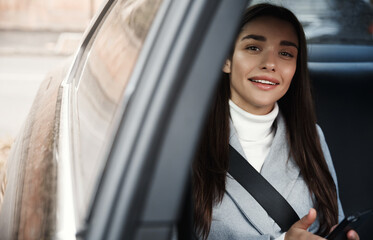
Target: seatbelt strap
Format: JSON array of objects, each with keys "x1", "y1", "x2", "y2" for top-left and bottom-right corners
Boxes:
[{"x1": 228, "y1": 145, "x2": 300, "y2": 232}]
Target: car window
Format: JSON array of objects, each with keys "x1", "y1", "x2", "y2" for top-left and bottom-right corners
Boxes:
[
  {"x1": 251, "y1": 0, "x2": 373, "y2": 45},
  {"x1": 72, "y1": 0, "x2": 163, "y2": 224}
]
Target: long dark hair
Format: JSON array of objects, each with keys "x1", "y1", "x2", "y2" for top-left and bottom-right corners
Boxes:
[{"x1": 193, "y1": 3, "x2": 338, "y2": 238}]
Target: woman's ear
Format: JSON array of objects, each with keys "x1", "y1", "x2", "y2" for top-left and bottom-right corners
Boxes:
[{"x1": 222, "y1": 59, "x2": 231, "y2": 74}]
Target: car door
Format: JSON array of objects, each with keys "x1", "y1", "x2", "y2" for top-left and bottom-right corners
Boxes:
[
  {"x1": 0, "y1": 0, "x2": 249, "y2": 239},
  {"x1": 77, "y1": 0, "x2": 249, "y2": 240}
]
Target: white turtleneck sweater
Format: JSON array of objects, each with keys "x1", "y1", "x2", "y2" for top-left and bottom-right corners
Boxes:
[
  {"x1": 229, "y1": 100, "x2": 279, "y2": 172},
  {"x1": 229, "y1": 100, "x2": 286, "y2": 240}
]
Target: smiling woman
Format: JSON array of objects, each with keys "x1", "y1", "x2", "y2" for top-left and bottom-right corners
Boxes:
[
  {"x1": 223, "y1": 15, "x2": 298, "y2": 115},
  {"x1": 193, "y1": 3, "x2": 360, "y2": 240}
]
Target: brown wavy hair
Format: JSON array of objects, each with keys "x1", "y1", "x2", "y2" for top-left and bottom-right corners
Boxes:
[{"x1": 193, "y1": 3, "x2": 338, "y2": 239}]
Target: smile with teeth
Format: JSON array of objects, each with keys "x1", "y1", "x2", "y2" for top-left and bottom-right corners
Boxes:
[{"x1": 249, "y1": 79, "x2": 279, "y2": 85}]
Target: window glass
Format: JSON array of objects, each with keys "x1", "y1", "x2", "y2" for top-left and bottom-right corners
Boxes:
[
  {"x1": 251, "y1": 0, "x2": 373, "y2": 44},
  {"x1": 73, "y1": 0, "x2": 163, "y2": 224}
]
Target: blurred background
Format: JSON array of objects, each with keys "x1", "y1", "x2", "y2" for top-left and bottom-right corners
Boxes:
[{"x1": 0, "y1": 0, "x2": 106, "y2": 162}]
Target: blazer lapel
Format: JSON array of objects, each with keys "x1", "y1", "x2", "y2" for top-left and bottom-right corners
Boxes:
[
  {"x1": 226, "y1": 114, "x2": 300, "y2": 234},
  {"x1": 226, "y1": 120, "x2": 274, "y2": 235}
]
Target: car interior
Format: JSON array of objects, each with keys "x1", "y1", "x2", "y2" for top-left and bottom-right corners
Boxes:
[{"x1": 309, "y1": 44, "x2": 373, "y2": 238}]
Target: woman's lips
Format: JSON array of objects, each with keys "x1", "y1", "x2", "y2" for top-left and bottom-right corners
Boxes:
[
  {"x1": 249, "y1": 79, "x2": 278, "y2": 85},
  {"x1": 248, "y1": 77, "x2": 279, "y2": 90}
]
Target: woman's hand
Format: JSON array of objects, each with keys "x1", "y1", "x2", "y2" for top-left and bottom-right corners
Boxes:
[
  {"x1": 285, "y1": 208, "x2": 361, "y2": 240},
  {"x1": 285, "y1": 208, "x2": 324, "y2": 240}
]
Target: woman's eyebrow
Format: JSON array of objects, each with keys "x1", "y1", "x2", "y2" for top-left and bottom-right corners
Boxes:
[
  {"x1": 241, "y1": 34, "x2": 266, "y2": 41},
  {"x1": 241, "y1": 35, "x2": 298, "y2": 49},
  {"x1": 280, "y1": 40, "x2": 298, "y2": 49}
]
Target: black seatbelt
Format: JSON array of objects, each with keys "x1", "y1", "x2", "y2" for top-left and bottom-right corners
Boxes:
[{"x1": 228, "y1": 145, "x2": 300, "y2": 232}]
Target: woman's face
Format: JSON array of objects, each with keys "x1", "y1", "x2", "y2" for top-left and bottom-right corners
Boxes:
[{"x1": 224, "y1": 16, "x2": 299, "y2": 115}]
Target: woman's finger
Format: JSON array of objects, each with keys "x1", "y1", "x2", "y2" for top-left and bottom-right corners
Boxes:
[
  {"x1": 346, "y1": 230, "x2": 359, "y2": 240},
  {"x1": 291, "y1": 208, "x2": 317, "y2": 230}
]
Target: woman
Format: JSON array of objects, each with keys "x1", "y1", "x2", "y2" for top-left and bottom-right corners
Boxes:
[{"x1": 193, "y1": 3, "x2": 359, "y2": 240}]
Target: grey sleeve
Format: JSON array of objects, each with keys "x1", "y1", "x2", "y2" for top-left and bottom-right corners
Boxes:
[{"x1": 316, "y1": 125, "x2": 345, "y2": 222}]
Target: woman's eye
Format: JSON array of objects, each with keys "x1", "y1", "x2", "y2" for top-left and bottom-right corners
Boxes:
[
  {"x1": 280, "y1": 51, "x2": 294, "y2": 58},
  {"x1": 246, "y1": 46, "x2": 260, "y2": 51}
]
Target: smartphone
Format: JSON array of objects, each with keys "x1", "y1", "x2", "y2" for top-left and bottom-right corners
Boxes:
[{"x1": 325, "y1": 209, "x2": 373, "y2": 240}]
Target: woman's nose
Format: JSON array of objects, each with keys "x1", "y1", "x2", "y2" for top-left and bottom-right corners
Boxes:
[{"x1": 260, "y1": 51, "x2": 276, "y2": 72}]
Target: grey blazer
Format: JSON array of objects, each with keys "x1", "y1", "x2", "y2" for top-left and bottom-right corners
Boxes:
[{"x1": 207, "y1": 114, "x2": 344, "y2": 240}]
